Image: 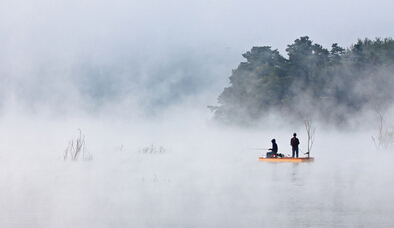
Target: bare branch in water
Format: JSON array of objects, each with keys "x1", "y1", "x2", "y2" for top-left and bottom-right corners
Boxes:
[{"x1": 303, "y1": 117, "x2": 316, "y2": 157}]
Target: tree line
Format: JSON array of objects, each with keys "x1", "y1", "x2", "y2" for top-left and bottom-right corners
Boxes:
[{"x1": 208, "y1": 36, "x2": 394, "y2": 126}]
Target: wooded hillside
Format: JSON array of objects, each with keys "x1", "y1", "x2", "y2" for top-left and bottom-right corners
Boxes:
[{"x1": 209, "y1": 36, "x2": 394, "y2": 125}]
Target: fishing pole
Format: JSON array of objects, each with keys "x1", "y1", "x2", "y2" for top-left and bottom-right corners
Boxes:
[
  {"x1": 299, "y1": 148, "x2": 310, "y2": 155},
  {"x1": 244, "y1": 148, "x2": 270, "y2": 150},
  {"x1": 242, "y1": 148, "x2": 270, "y2": 153}
]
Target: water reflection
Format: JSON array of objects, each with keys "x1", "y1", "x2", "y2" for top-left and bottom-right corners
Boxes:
[{"x1": 291, "y1": 163, "x2": 299, "y2": 183}]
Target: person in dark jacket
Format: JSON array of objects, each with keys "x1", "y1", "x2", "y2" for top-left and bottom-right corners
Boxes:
[
  {"x1": 290, "y1": 133, "x2": 300, "y2": 158},
  {"x1": 266, "y1": 139, "x2": 278, "y2": 158}
]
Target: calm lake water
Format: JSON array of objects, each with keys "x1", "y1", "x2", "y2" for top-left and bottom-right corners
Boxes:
[{"x1": 0, "y1": 126, "x2": 393, "y2": 227}]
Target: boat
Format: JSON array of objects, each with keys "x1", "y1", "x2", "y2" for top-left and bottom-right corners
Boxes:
[{"x1": 259, "y1": 156, "x2": 314, "y2": 163}]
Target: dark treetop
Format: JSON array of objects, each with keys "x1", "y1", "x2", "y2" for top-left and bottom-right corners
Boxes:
[{"x1": 209, "y1": 36, "x2": 394, "y2": 126}]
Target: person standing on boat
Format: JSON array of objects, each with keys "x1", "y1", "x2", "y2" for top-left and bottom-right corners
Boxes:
[
  {"x1": 290, "y1": 133, "x2": 300, "y2": 158},
  {"x1": 266, "y1": 139, "x2": 278, "y2": 158}
]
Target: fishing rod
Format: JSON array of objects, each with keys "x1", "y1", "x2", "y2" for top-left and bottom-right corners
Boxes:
[
  {"x1": 244, "y1": 148, "x2": 270, "y2": 150},
  {"x1": 299, "y1": 148, "x2": 310, "y2": 155},
  {"x1": 242, "y1": 148, "x2": 270, "y2": 153}
]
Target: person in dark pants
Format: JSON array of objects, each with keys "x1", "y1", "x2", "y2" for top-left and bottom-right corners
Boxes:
[
  {"x1": 290, "y1": 133, "x2": 300, "y2": 158},
  {"x1": 266, "y1": 139, "x2": 278, "y2": 158}
]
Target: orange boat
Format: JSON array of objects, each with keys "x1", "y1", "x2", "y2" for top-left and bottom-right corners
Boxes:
[{"x1": 259, "y1": 157, "x2": 314, "y2": 163}]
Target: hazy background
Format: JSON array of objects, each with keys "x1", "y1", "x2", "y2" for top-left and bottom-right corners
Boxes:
[
  {"x1": 1, "y1": 0, "x2": 394, "y2": 227},
  {"x1": 1, "y1": 0, "x2": 394, "y2": 119}
]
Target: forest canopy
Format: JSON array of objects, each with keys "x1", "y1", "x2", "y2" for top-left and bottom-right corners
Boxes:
[{"x1": 208, "y1": 36, "x2": 394, "y2": 126}]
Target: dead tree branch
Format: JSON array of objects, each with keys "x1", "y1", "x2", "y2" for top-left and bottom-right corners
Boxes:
[{"x1": 303, "y1": 117, "x2": 316, "y2": 157}]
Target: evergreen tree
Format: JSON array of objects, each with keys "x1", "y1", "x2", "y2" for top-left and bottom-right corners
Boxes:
[{"x1": 209, "y1": 37, "x2": 394, "y2": 126}]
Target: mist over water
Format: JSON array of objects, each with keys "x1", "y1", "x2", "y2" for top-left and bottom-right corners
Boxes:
[
  {"x1": 0, "y1": 108, "x2": 393, "y2": 227},
  {"x1": 2, "y1": 0, "x2": 394, "y2": 227}
]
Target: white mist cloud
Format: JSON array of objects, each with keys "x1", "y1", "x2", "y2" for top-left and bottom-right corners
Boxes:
[
  {"x1": 1, "y1": 0, "x2": 394, "y2": 119},
  {"x1": 1, "y1": 2, "x2": 394, "y2": 226}
]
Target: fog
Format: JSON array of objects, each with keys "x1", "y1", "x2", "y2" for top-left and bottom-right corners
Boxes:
[
  {"x1": 1, "y1": 113, "x2": 393, "y2": 227},
  {"x1": 1, "y1": 0, "x2": 394, "y2": 227},
  {"x1": 2, "y1": 0, "x2": 394, "y2": 117}
]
